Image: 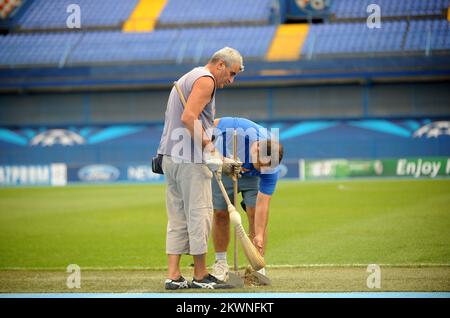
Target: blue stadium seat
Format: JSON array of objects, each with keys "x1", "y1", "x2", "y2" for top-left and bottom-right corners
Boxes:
[
  {"x1": 2, "y1": 1, "x2": 449, "y2": 67},
  {"x1": 331, "y1": 0, "x2": 450, "y2": 19},
  {"x1": 0, "y1": 32, "x2": 82, "y2": 66},
  {"x1": 405, "y1": 19, "x2": 450, "y2": 51},
  {"x1": 302, "y1": 21, "x2": 408, "y2": 56},
  {"x1": 0, "y1": 25, "x2": 276, "y2": 67},
  {"x1": 158, "y1": 0, "x2": 273, "y2": 25},
  {"x1": 17, "y1": 0, "x2": 139, "y2": 29}
]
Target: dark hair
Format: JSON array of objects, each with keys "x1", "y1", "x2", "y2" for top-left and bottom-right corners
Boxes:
[{"x1": 258, "y1": 139, "x2": 283, "y2": 166}]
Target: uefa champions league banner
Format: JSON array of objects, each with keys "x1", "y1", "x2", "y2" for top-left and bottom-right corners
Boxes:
[
  {"x1": 67, "y1": 162, "x2": 300, "y2": 184},
  {"x1": 300, "y1": 157, "x2": 450, "y2": 180},
  {"x1": 0, "y1": 162, "x2": 299, "y2": 186},
  {"x1": 2, "y1": 159, "x2": 449, "y2": 185}
]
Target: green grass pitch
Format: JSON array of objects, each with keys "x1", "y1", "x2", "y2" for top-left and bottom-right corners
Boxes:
[{"x1": 0, "y1": 179, "x2": 449, "y2": 292}]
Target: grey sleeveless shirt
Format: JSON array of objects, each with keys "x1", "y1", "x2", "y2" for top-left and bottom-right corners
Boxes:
[{"x1": 157, "y1": 67, "x2": 216, "y2": 163}]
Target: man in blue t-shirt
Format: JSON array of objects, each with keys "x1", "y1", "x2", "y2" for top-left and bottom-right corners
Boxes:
[{"x1": 211, "y1": 117, "x2": 283, "y2": 281}]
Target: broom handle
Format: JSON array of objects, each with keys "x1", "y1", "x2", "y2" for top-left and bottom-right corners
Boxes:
[
  {"x1": 214, "y1": 173, "x2": 231, "y2": 205},
  {"x1": 233, "y1": 130, "x2": 238, "y2": 274}
]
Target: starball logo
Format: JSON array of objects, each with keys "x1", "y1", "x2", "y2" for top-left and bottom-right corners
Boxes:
[
  {"x1": 413, "y1": 121, "x2": 450, "y2": 138},
  {"x1": 30, "y1": 129, "x2": 85, "y2": 147}
]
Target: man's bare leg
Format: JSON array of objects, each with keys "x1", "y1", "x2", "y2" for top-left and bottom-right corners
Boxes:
[
  {"x1": 167, "y1": 254, "x2": 182, "y2": 280},
  {"x1": 193, "y1": 254, "x2": 209, "y2": 280},
  {"x1": 212, "y1": 210, "x2": 230, "y2": 252}
]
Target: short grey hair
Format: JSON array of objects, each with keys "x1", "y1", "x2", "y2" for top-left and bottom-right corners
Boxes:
[{"x1": 209, "y1": 47, "x2": 244, "y2": 72}]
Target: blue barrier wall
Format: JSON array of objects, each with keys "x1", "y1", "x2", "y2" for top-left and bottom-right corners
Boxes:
[{"x1": 1, "y1": 118, "x2": 449, "y2": 167}]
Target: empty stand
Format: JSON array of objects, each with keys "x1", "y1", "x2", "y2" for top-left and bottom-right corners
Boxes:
[
  {"x1": 67, "y1": 30, "x2": 177, "y2": 64},
  {"x1": 1, "y1": 0, "x2": 449, "y2": 67},
  {"x1": 158, "y1": 0, "x2": 273, "y2": 26},
  {"x1": 332, "y1": 0, "x2": 449, "y2": 19},
  {"x1": 17, "y1": 0, "x2": 139, "y2": 29},
  {"x1": 0, "y1": 32, "x2": 82, "y2": 66},
  {"x1": 0, "y1": 0, "x2": 448, "y2": 85},
  {"x1": 0, "y1": 25, "x2": 276, "y2": 67},
  {"x1": 405, "y1": 19, "x2": 450, "y2": 51},
  {"x1": 172, "y1": 26, "x2": 276, "y2": 63},
  {"x1": 302, "y1": 21, "x2": 406, "y2": 56}
]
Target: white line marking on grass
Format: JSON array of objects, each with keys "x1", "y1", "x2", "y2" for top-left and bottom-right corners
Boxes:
[
  {"x1": 266, "y1": 263, "x2": 450, "y2": 268},
  {"x1": 1, "y1": 264, "x2": 449, "y2": 271},
  {"x1": 0, "y1": 266, "x2": 168, "y2": 271}
]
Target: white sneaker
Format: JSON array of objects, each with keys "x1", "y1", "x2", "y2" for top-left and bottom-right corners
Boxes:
[
  {"x1": 257, "y1": 267, "x2": 266, "y2": 276},
  {"x1": 212, "y1": 260, "x2": 229, "y2": 282}
]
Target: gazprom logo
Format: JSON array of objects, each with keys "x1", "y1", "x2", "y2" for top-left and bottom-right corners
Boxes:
[{"x1": 78, "y1": 165, "x2": 119, "y2": 182}]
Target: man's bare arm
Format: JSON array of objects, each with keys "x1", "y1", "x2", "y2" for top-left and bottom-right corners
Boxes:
[
  {"x1": 180, "y1": 76, "x2": 216, "y2": 151},
  {"x1": 253, "y1": 192, "x2": 271, "y2": 255}
]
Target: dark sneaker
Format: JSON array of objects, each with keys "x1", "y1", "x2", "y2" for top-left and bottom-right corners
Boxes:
[
  {"x1": 191, "y1": 274, "x2": 234, "y2": 289},
  {"x1": 165, "y1": 276, "x2": 190, "y2": 290}
]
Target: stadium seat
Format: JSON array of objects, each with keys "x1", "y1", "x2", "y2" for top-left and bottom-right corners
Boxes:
[
  {"x1": 331, "y1": 0, "x2": 450, "y2": 19},
  {"x1": 158, "y1": 0, "x2": 273, "y2": 26},
  {"x1": 0, "y1": 24, "x2": 277, "y2": 67},
  {"x1": 301, "y1": 19, "x2": 449, "y2": 57},
  {"x1": 1, "y1": 0, "x2": 449, "y2": 67},
  {"x1": 16, "y1": 0, "x2": 140, "y2": 29},
  {"x1": 405, "y1": 19, "x2": 450, "y2": 51}
]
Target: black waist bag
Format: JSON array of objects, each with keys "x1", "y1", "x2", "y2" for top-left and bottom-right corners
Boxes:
[{"x1": 152, "y1": 154, "x2": 164, "y2": 175}]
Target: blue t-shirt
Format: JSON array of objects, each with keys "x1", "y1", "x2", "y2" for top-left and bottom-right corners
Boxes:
[{"x1": 215, "y1": 117, "x2": 280, "y2": 195}]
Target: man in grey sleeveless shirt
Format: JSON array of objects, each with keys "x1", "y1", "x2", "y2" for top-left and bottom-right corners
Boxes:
[{"x1": 157, "y1": 47, "x2": 244, "y2": 290}]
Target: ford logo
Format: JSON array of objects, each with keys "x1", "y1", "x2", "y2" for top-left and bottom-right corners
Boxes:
[{"x1": 78, "y1": 165, "x2": 120, "y2": 182}]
